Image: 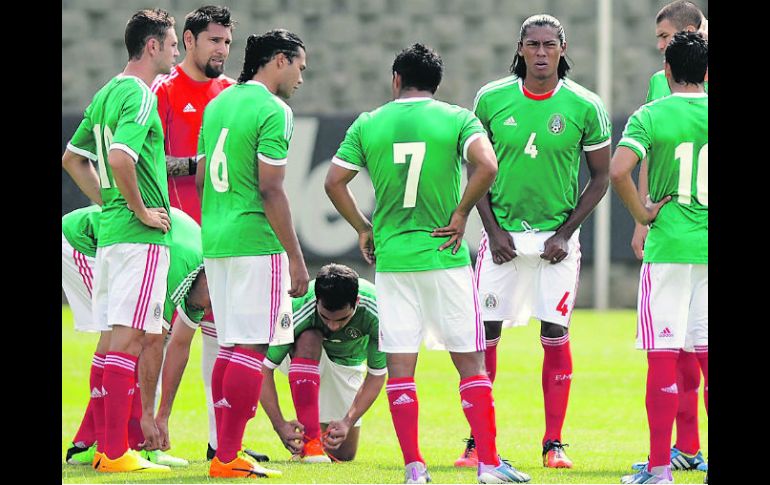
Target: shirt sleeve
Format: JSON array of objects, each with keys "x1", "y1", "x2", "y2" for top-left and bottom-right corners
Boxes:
[
  {"x1": 67, "y1": 104, "x2": 97, "y2": 160},
  {"x1": 581, "y1": 94, "x2": 612, "y2": 152},
  {"x1": 457, "y1": 109, "x2": 487, "y2": 161},
  {"x1": 617, "y1": 107, "x2": 651, "y2": 161},
  {"x1": 266, "y1": 295, "x2": 316, "y2": 367},
  {"x1": 332, "y1": 114, "x2": 366, "y2": 170},
  {"x1": 110, "y1": 82, "x2": 157, "y2": 163},
  {"x1": 257, "y1": 101, "x2": 293, "y2": 165},
  {"x1": 359, "y1": 297, "x2": 386, "y2": 375}
]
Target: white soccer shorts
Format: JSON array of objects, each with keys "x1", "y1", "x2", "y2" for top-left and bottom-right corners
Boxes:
[
  {"x1": 636, "y1": 263, "x2": 708, "y2": 351},
  {"x1": 204, "y1": 254, "x2": 293, "y2": 346},
  {"x1": 92, "y1": 243, "x2": 170, "y2": 334},
  {"x1": 475, "y1": 229, "x2": 581, "y2": 328},
  {"x1": 376, "y1": 266, "x2": 484, "y2": 353},
  {"x1": 61, "y1": 233, "x2": 109, "y2": 332}
]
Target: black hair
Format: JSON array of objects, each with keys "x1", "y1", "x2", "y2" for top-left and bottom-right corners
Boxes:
[
  {"x1": 392, "y1": 43, "x2": 443, "y2": 94},
  {"x1": 314, "y1": 263, "x2": 359, "y2": 311},
  {"x1": 237, "y1": 29, "x2": 305, "y2": 83},
  {"x1": 656, "y1": 1, "x2": 703, "y2": 31},
  {"x1": 509, "y1": 14, "x2": 571, "y2": 79},
  {"x1": 182, "y1": 5, "x2": 234, "y2": 50},
  {"x1": 125, "y1": 9, "x2": 175, "y2": 61},
  {"x1": 665, "y1": 31, "x2": 707, "y2": 85}
]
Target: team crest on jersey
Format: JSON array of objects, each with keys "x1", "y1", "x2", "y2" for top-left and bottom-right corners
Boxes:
[
  {"x1": 345, "y1": 327, "x2": 362, "y2": 339},
  {"x1": 548, "y1": 113, "x2": 565, "y2": 135},
  {"x1": 153, "y1": 303, "x2": 162, "y2": 320},
  {"x1": 483, "y1": 293, "x2": 499, "y2": 310},
  {"x1": 279, "y1": 312, "x2": 292, "y2": 329}
]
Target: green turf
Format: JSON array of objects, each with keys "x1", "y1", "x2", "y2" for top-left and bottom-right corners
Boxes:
[{"x1": 62, "y1": 306, "x2": 707, "y2": 483}]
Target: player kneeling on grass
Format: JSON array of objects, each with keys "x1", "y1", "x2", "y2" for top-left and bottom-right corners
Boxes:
[
  {"x1": 62, "y1": 206, "x2": 211, "y2": 470},
  {"x1": 260, "y1": 263, "x2": 387, "y2": 463}
]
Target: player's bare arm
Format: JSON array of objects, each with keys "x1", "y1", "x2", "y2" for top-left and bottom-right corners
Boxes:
[
  {"x1": 195, "y1": 155, "x2": 206, "y2": 200},
  {"x1": 62, "y1": 149, "x2": 103, "y2": 205},
  {"x1": 138, "y1": 331, "x2": 166, "y2": 451},
  {"x1": 631, "y1": 158, "x2": 650, "y2": 259},
  {"x1": 109, "y1": 149, "x2": 171, "y2": 233},
  {"x1": 324, "y1": 163, "x2": 375, "y2": 264},
  {"x1": 166, "y1": 155, "x2": 196, "y2": 176},
  {"x1": 259, "y1": 366, "x2": 305, "y2": 454},
  {"x1": 433, "y1": 136, "x2": 498, "y2": 254},
  {"x1": 542, "y1": 145, "x2": 610, "y2": 264},
  {"x1": 323, "y1": 372, "x2": 386, "y2": 450},
  {"x1": 610, "y1": 146, "x2": 671, "y2": 225},
  {"x1": 259, "y1": 161, "x2": 310, "y2": 297}
]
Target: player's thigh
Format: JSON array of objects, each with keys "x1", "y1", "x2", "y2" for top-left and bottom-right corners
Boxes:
[
  {"x1": 533, "y1": 237, "x2": 581, "y2": 327},
  {"x1": 375, "y1": 272, "x2": 422, "y2": 353},
  {"x1": 637, "y1": 263, "x2": 691, "y2": 350},
  {"x1": 319, "y1": 349, "x2": 365, "y2": 426},
  {"x1": 684, "y1": 264, "x2": 708, "y2": 351}
]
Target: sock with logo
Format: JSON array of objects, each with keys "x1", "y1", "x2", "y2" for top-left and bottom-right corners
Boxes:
[
  {"x1": 459, "y1": 375, "x2": 500, "y2": 466},
  {"x1": 216, "y1": 347, "x2": 264, "y2": 463},
  {"x1": 694, "y1": 346, "x2": 707, "y2": 414},
  {"x1": 101, "y1": 352, "x2": 138, "y2": 459},
  {"x1": 541, "y1": 333, "x2": 572, "y2": 444},
  {"x1": 673, "y1": 350, "x2": 701, "y2": 454},
  {"x1": 484, "y1": 337, "x2": 500, "y2": 383},
  {"x1": 73, "y1": 353, "x2": 105, "y2": 447},
  {"x1": 211, "y1": 346, "x2": 233, "y2": 447},
  {"x1": 387, "y1": 377, "x2": 424, "y2": 465},
  {"x1": 646, "y1": 350, "x2": 679, "y2": 468},
  {"x1": 127, "y1": 366, "x2": 144, "y2": 450},
  {"x1": 289, "y1": 358, "x2": 321, "y2": 442}
]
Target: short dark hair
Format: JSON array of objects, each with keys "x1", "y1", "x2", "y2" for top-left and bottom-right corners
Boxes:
[
  {"x1": 237, "y1": 29, "x2": 305, "y2": 83},
  {"x1": 314, "y1": 263, "x2": 359, "y2": 311},
  {"x1": 182, "y1": 5, "x2": 234, "y2": 50},
  {"x1": 392, "y1": 43, "x2": 443, "y2": 94},
  {"x1": 510, "y1": 14, "x2": 571, "y2": 79},
  {"x1": 125, "y1": 9, "x2": 175, "y2": 61},
  {"x1": 665, "y1": 31, "x2": 707, "y2": 85},
  {"x1": 657, "y1": 1, "x2": 703, "y2": 31}
]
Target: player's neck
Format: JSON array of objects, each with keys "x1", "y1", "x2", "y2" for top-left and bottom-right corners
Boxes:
[
  {"x1": 122, "y1": 61, "x2": 160, "y2": 88},
  {"x1": 522, "y1": 76, "x2": 559, "y2": 95},
  {"x1": 669, "y1": 82, "x2": 705, "y2": 95},
  {"x1": 396, "y1": 88, "x2": 433, "y2": 99},
  {"x1": 251, "y1": 74, "x2": 279, "y2": 95},
  {"x1": 178, "y1": 58, "x2": 210, "y2": 82}
]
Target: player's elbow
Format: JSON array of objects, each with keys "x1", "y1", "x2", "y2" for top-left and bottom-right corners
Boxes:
[{"x1": 609, "y1": 162, "x2": 629, "y2": 186}]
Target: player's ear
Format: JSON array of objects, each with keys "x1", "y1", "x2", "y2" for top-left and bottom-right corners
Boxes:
[
  {"x1": 561, "y1": 41, "x2": 567, "y2": 55},
  {"x1": 184, "y1": 30, "x2": 195, "y2": 50}
]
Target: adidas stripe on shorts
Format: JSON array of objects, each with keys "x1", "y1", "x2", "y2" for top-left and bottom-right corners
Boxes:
[{"x1": 61, "y1": 233, "x2": 109, "y2": 332}]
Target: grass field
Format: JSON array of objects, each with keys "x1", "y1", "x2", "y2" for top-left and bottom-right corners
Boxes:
[{"x1": 62, "y1": 306, "x2": 707, "y2": 484}]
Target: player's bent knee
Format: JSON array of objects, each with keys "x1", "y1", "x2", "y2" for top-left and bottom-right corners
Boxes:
[
  {"x1": 294, "y1": 329, "x2": 323, "y2": 360},
  {"x1": 484, "y1": 320, "x2": 503, "y2": 339}
]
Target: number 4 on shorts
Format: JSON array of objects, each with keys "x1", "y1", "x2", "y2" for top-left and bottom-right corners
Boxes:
[{"x1": 556, "y1": 292, "x2": 570, "y2": 316}]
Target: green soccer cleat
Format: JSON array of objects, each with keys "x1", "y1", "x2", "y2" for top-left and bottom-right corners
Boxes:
[
  {"x1": 139, "y1": 449, "x2": 190, "y2": 467},
  {"x1": 66, "y1": 443, "x2": 97, "y2": 465}
]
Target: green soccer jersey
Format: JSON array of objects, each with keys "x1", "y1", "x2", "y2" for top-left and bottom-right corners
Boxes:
[
  {"x1": 62, "y1": 205, "x2": 101, "y2": 258},
  {"x1": 646, "y1": 70, "x2": 709, "y2": 102},
  {"x1": 165, "y1": 208, "x2": 206, "y2": 324},
  {"x1": 333, "y1": 97, "x2": 486, "y2": 272},
  {"x1": 618, "y1": 93, "x2": 708, "y2": 264},
  {"x1": 474, "y1": 76, "x2": 612, "y2": 231},
  {"x1": 266, "y1": 278, "x2": 386, "y2": 371},
  {"x1": 67, "y1": 75, "x2": 170, "y2": 248},
  {"x1": 197, "y1": 81, "x2": 294, "y2": 257}
]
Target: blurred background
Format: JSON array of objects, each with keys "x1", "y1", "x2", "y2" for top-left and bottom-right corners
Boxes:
[{"x1": 61, "y1": 0, "x2": 708, "y2": 308}]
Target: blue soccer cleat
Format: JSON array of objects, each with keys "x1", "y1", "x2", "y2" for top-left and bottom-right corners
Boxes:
[{"x1": 632, "y1": 447, "x2": 707, "y2": 472}]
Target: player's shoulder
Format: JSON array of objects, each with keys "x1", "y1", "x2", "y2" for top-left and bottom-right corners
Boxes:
[
  {"x1": 169, "y1": 207, "x2": 200, "y2": 230},
  {"x1": 560, "y1": 78, "x2": 605, "y2": 107},
  {"x1": 150, "y1": 67, "x2": 180, "y2": 93},
  {"x1": 63, "y1": 204, "x2": 101, "y2": 222},
  {"x1": 473, "y1": 75, "x2": 520, "y2": 107},
  {"x1": 357, "y1": 278, "x2": 378, "y2": 319},
  {"x1": 649, "y1": 69, "x2": 666, "y2": 83},
  {"x1": 292, "y1": 281, "x2": 318, "y2": 315},
  {"x1": 215, "y1": 74, "x2": 236, "y2": 88},
  {"x1": 113, "y1": 75, "x2": 155, "y2": 103}
]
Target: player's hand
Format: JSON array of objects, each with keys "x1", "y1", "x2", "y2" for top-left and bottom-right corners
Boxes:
[
  {"x1": 643, "y1": 194, "x2": 671, "y2": 225},
  {"x1": 359, "y1": 229, "x2": 376, "y2": 265},
  {"x1": 137, "y1": 207, "x2": 171, "y2": 233},
  {"x1": 541, "y1": 233, "x2": 569, "y2": 264},
  {"x1": 323, "y1": 420, "x2": 350, "y2": 450},
  {"x1": 631, "y1": 223, "x2": 649, "y2": 260},
  {"x1": 432, "y1": 210, "x2": 468, "y2": 254},
  {"x1": 139, "y1": 413, "x2": 162, "y2": 451},
  {"x1": 287, "y1": 256, "x2": 310, "y2": 298},
  {"x1": 487, "y1": 225, "x2": 516, "y2": 264},
  {"x1": 155, "y1": 415, "x2": 171, "y2": 451},
  {"x1": 275, "y1": 420, "x2": 305, "y2": 454}
]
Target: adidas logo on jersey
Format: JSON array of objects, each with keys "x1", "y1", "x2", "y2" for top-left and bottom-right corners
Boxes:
[
  {"x1": 503, "y1": 116, "x2": 517, "y2": 126},
  {"x1": 214, "y1": 398, "x2": 232, "y2": 408},
  {"x1": 183, "y1": 103, "x2": 197, "y2": 113},
  {"x1": 659, "y1": 327, "x2": 674, "y2": 338},
  {"x1": 461, "y1": 399, "x2": 473, "y2": 409},
  {"x1": 392, "y1": 393, "x2": 415, "y2": 405},
  {"x1": 661, "y1": 383, "x2": 678, "y2": 394}
]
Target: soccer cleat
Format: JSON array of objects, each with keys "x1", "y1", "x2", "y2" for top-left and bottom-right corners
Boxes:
[
  {"x1": 139, "y1": 449, "x2": 189, "y2": 467},
  {"x1": 207, "y1": 443, "x2": 270, "y2": 462},
  {"x1": 207, "y1": 443, "x2": 216, "y2": 461},
  {"x1": 478, "y1": 456, "x2": 531, "y2": 483},
  {"x1": 209, "y1": 451, "x2": 283, "y2": 478},
  {"x1": 542, "y1": 439, "x2": 573, "y2": 468},
  {"x1": 93, "y1": 449, "x2": 170, "y2": 473},
  {"x1": 621, "y1": 466, "x2": 674, "y2": 484},
  {"x1": 404, "y1": 461, "x2": 432, "y2": 484},
  {"x1": 455, "y1": 436, "x2": 479, "y2": 467},
  {"x1": 631, "y1": 447, "x2": 707, "y2": 472},
  {"x1": 66, "y1": 443, "x2": 96, "y2": 465},
  {"x1": 297, "y1": 437, "x2": 331, "y2": 463}
]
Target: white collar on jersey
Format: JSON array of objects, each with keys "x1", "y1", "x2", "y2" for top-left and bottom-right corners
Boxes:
[
  {"x1": 393, "y1": 96, "x2": 433, "y2": 103},
  {"x1": 671, "y1": 92, "x2": 708, "y2": 98},
  {"x1": 518, "y1": 78, "x2": 564, "y2": 97}
]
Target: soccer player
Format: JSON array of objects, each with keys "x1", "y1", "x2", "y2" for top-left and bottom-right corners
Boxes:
[
  {"x1": 195, "y1": 28, "x2": 310, "y2": 479},
  {"x1": 611, "y1": 31, "x2": 708, "y2": 484},
  {"x1": 63, "y1": 206, "x2": 210, "y2": 468},
  {"x1": 260, "y1": 263, "x2": 386, "y2": 463},
  {"x1": 460, "y1": 14, "x2": 611, "y2": 469},
  {"x1": 325, "y1": 43, "x2": 531, "y2": 484},
  {"x1": 630, "y1": 2, "x2": 709, "y2": 473},
  {"x1": 61, "y1": 9, "x2": 178, "y2": 473}
]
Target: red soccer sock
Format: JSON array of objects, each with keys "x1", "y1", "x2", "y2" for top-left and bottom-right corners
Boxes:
[
  {"x1": 541, "y1": 334, "x2": 573, "y2": 444},
  {"x1": 646, "y1": 350, "x2": 679, "y2": 468},
  {"x1": 484, "y1": 337, "x2": 500, "y2": 384},
  {"x1": 127, "y1": 367, "x2": 144, "y2": 450},
  {"x1": 694, "y1": 346, "x2": 708, "y2": 414},
  {"x1": 101, "y1": 352, "x2": 138, "y2": 459},
  {"x1": 211, "y1": 347, "x2": 233, "y2": 446},
  {"x1": 459, "y1": 375, "x2": 500, "y2": 466},
  {"x1": 216, "y1": 348, "x2": 264, "y2": 463},
  {"x1": 73, "y1": 353, "x2": 105, "y2": 447},
  {"x1": 289, "y1": 358, "x2": 321, "y2": 441},
  {"x1": 387, "y1": 377, "x2": 423, "y2": 465},
  {"x1": 673, "y1": 350, "x2": 701, "y2": 454}
]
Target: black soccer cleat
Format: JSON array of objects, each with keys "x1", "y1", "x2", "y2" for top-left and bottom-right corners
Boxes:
[{"x1": 207, "y1": 443, "x2": 269, "y2": 462}]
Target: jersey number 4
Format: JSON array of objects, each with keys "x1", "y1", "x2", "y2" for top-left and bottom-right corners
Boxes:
[
  {"x1": 675, "y1": 142, "x2": 707, "y2": 206},
  {"x1": 393, "y1": 142, "x2": 426, "y2": 208}
]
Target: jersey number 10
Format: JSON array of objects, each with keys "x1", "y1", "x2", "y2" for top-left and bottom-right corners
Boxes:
[
  {"x1": 92, "y1": 124, "x2": 115, "y2": 189},
  {"x1": 675, "y1": 142, "x2": 708, "y2": 206}
]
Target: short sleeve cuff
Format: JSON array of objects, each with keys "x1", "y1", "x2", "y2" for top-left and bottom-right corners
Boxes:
[
  {"x1": 195, "y1": 153, "x2": 206, "y2": 162},
  {"x1": 617, "y1": 137, "x2": 647, "y2": 160},
  {"x1": 582, "y1": 138, "x2": 612, "y2": 152},
  {"x1": 462, "y1": 132, "x2": 486, "y2": 161},
  {"x1": 367, "y1": 366, "x2": 388, "y2": 376},
  {"x1": 331, "y1": 156, "x2": 362, "y2": 171},
  {"x1": 110, "y1": 143, "x2": 139, "y2": 163},
  {"x1": 66, "y1": 142, "x2": 97, "y2": 161},
  {"x1": 257, "y1": 153, "x2": 288, "y2": 166}
]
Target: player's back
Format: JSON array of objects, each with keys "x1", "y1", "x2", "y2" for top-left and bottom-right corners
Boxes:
[
  {"x1": 166, "y1": 208, "x2": 205, "y2": 321},
  {"x1": 62, "y1": 205, "x2": 102, "y2": 257}
]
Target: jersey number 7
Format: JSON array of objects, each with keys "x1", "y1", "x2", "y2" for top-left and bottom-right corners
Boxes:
[{"x1": 393, "y1": 142, "x2": 426, "y2": 208}]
